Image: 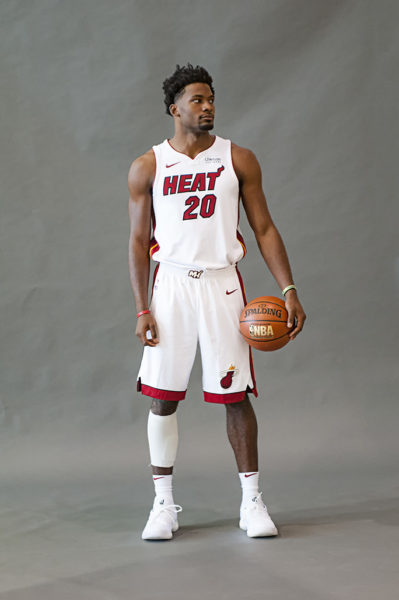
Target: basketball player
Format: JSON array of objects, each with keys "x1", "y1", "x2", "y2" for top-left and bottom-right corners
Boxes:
[{"x1": 128, "y1": 64, "x2": 306, "y2": 540}]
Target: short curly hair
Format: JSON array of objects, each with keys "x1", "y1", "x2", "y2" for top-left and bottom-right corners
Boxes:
[{"x1": 162, "y1": 63, "x2": 215, "y2": 116}]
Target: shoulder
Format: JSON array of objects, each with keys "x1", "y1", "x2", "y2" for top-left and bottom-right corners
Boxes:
[
  {"x1": 128, "y1": 149, "x2": 156, "y2": 193},
  {"x1": 230, "y1": 143, "x2": 261, "y2": 182}
]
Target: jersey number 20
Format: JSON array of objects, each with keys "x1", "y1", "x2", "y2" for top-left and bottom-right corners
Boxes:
[{"x1": 183, "y1": 194, "x2": 216, "y2": 220}]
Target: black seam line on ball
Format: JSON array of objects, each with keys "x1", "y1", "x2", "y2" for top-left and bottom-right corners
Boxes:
[
  {"x1": 240, "y1": 332, "x2": 290, "y2": 343},
  {"x1": 240, "y1": 319, "x2": 288, "y2": 324}
]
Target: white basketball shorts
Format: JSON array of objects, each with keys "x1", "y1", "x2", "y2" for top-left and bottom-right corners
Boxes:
[{"x1": 136, "y1": 262, "x2": 257, "y2": 404}]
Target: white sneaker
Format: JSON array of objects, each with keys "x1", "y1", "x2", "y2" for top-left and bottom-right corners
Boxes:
[
  {"x1": 239, "y1": 493, "x2": 278, "y2": 537},
  {"x1": 142, "y1": 503, "x2": 182, "y2": 540}
]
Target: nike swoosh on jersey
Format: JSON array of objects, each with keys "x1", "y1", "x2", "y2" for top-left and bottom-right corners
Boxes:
[
  {"x1": 166, "y1": 162, "x2": 181, "y2": 168},
  {"x1": 226, "y1": 289, "x2": 238, "y2": 295}
]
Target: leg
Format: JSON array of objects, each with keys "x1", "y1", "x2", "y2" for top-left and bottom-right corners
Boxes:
[
  {"x1": 149, "y1": 398, "x2": 178, "y2": 475},
  {"x1": 142, "y1": 398, "x2": 181, "y2": 540},
  {"x1": 225, "y1": 394, "x2": 258, "y2": 472},
  {"x1": 226, "y1": 394, "x2": 278, "y2": 537},
  {"x1": 138, "y1": 266, "x2": 197, "y2": 540}
]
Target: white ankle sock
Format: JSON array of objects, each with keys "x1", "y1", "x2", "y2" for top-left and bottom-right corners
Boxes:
[
  {"x1": 239, "y1": 472, "x2": 260, "y2": 506},
  {"x1": 152, "y1": 474, "x2": 174, "y2": 507}
]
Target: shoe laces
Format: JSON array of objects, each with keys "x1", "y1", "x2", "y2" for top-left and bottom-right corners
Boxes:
[
  {"x1": 247, "y1": 492, "x2": 269, "y2": 513},
  {"x1": 151, "y1": 503, "x2": 183, "y2": 520}
]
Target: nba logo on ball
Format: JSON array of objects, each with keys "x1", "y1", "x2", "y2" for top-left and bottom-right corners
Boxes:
[
  {"x1": 249, "y1": 324, "x2": 274, "y2": 337},
  {"x1": 240, "y1": 296, "x2": 293, "y2": 351}
]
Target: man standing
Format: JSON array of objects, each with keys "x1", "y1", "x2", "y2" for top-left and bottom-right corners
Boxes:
[{"x1": 128, "y1": 64, "x2": 306, "y2": 540}]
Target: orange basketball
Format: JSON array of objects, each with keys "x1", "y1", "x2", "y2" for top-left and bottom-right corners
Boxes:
[{"x1": 239, "y1": 296, "x2": 293, "y2": 351}]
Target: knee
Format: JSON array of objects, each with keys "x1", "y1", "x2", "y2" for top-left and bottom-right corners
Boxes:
[
  {"x1": 147, "y1": 408, "x2": 178, "y2": 468},
  {"x1": 225, "y1": 394, "x2": 252, "y2": 414},
  {"x1": 226, "y1": 394, "x2": 249, "y2": 409},
  {"x1": 151, "y1": 399, "x2": 178, "y2": 416}
]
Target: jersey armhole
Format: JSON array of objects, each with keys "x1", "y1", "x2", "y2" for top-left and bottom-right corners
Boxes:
[
  {"x1": 228, "y1": 140, "x2": 240, "y2": 189},
  {"x1": 151, "y1": 145, "x2": 160, "y2": 191}
]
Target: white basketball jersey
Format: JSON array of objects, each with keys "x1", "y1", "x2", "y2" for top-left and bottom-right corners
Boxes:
[{"x1": 150, "y1": 135, "x2": 247, "y2": 269}]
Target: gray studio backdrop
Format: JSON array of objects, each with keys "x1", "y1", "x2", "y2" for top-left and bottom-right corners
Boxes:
[{"x1": 1, "y1": 0, "x2": 398, "y2": 507}]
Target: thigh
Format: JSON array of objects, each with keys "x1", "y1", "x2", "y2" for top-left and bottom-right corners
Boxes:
[
  {"x1": 137, "y1": 266, "x2": 198, "y2": 400},
  {"x1": 198, "y1": 269, "x2": 256, "y2": 403}
]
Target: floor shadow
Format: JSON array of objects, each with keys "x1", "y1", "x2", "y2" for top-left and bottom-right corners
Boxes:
[
  {"x1": 276, "y1": 496, "x2": 399, "y2": 527},
  {"x1": 170, "y1": 497, "x2": 399, "y2": 539}
]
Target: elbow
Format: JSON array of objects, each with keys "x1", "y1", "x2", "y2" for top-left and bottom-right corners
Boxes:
[{"x1": 253, "y1": 222, "x2": 275, "y2": 243}]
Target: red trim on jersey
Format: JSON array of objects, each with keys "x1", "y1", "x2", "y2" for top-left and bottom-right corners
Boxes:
[
  {"x1": 149, "y1": 205, "x2": 160, "y2": 258},
  {"x1": 167, "y1": 135, "x2": 217, "y2": 159},
  {"x1": 139, "y1": 382, "x2": 186, "y2": 401},
  {"x1": 236, "y1": 266, "x2": 258, "y2": 397},
  {"x1": 236, "y1": 229, "x2": 247, "y2": 257},
  {"x1": 204, "y1": 390, "x2": 246, "y2": 404},
  {"x1": 149, "y1": 238, "x2": 160, "y2": 258}
]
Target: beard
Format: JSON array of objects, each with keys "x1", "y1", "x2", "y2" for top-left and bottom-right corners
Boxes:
[{"x1": 198, "y1": 120, "x2": 214, "y2": 131}]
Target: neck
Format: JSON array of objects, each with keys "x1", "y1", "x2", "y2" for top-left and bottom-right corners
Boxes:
[{"x1": 169, "y1": 130, "x2": 215, "y2": 159}]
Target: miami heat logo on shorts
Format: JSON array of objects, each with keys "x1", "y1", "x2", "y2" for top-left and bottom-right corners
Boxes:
[
  {"x1": 188, "y1": 269, "x2": 203, "y2": 279},
  {"x1": 220, "y1": 364, "x2": 239, "y2": 389}
]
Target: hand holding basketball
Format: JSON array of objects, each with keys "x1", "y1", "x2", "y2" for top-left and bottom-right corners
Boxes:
[{"x1": 240, "y1": 296, "x2": 300, "y2": 351}]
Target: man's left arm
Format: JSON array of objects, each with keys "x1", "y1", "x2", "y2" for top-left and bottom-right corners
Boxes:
[{"x1": 232, "y1": 144, "x2": 306, "y2": 340}]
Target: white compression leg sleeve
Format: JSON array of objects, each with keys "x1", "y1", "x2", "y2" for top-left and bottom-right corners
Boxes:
[{"x1": 147, "y1": 410, "x2": 178, "y2": 468}]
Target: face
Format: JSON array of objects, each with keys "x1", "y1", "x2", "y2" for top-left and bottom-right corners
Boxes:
[{"x1": 171, "y1": 82, "x2": 215, "y2": 131}]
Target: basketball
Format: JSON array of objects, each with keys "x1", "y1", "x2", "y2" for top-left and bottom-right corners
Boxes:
[{"x1": 239, "y1": 296, "x2": 293, "y2": 351}]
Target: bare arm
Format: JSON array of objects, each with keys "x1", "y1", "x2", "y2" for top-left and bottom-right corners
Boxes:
[
  {"x1": 128, "y1": 150, "x2": 159, "y2": 346},
  {"x1": 232, "y1": 144, "x2": 306, "y2": 339}
]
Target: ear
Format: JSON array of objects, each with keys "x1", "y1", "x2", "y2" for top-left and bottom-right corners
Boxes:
[{"x1": 169, "y1": 104, "x2": 180, "y2": 117}]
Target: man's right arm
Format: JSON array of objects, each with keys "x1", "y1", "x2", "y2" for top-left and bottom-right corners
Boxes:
[{"x1": 128, "y1": 150, "x2": 159, "y2": 346}]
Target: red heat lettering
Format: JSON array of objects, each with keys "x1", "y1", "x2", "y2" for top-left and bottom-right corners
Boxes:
[
  {"x1": 206, "y1": 166, "x2": 225, "y2": 190},
  {"x1": 178, "y1": 174, "x2": 193, "y2": 193},
  {"x1": 191, "y1": 173, "x2": 206, "y2": 192},
  {"x1": 163, "y1": 176, "x2": 178, "y2": 195},
  {"x1": 163, "y1": 165, "x2": 224, "y2": 195}
]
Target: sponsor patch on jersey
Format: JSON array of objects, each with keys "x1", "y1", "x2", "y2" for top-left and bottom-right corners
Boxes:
[{"x1": 205, "y1": 157, "x2": 222, "y2": 164}]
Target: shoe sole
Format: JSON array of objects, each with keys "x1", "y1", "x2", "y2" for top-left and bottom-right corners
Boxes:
[
  {"x1": 239, "y1": 519, "x2": 278, "y2": 537},
  {"x1": 142, "y1": 521, "x2": 179, "y2": 541},
  {"x1": 142, "y1": 532, "x2": 173, "y2": 540}
]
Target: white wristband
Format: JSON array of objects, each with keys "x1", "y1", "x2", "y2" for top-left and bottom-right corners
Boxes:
[{"x1": 282, "y1": 284, "x2": 297, "y2": 296}]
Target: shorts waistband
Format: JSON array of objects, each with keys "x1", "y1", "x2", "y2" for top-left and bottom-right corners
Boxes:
[{"x1": 157, "y1": 262, "x2": 236, "y2": 279}]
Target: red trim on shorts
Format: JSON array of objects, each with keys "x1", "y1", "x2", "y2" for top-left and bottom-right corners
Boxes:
[
  {"x1": 139, "y1": 382, "x2": 186, "y2": 401},
  {"x1": 204, "y1": 390, "x2": 247, "y2": 404},
  {"x1": 247, "y1": 349, "x2": 258, "y2": 397},
  {"x1": 235, "y1": 265, "x2": 247, "y2": 302},
  {"x1": 235, "y1": 266, "x2": 258, "y2": 397}
]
